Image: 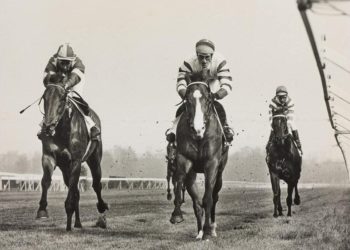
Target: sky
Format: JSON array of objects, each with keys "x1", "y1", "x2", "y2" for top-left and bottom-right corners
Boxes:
[{"x1": 0, "y1": 0, "x2": 349, "y2": 164}]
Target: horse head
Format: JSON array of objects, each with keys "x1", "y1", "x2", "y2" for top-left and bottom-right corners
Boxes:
[
  {"x1": 184, "y1": 80, "x2": 213, "y2": 139},
  {"x1": 272, "y1": 115, "x2": 289, "y2": 146},
  {"x1": 42, "y1": 83, "x2": 68, "y2": 136}
]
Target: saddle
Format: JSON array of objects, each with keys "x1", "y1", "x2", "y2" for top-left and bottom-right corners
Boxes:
[{"x1": 71, "y1": 96, "x2": 90, "y2": 116}]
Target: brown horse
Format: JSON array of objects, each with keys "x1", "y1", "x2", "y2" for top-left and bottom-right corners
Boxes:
[
  {"x1": 266, "y1": 115, "x2": 301, "y2": 217},
  {"x1": 36, "y1": 83, "x2": 108, "y2": 231},
  {"x1": 170, "y1": 81, "x2": 229, "y2": 240}
]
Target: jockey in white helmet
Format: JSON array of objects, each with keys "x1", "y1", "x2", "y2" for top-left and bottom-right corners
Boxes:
[
  {"x1": 38, "y1": 43, "x2": 100, "y2": 142},
  {"x1": 166, "y1": 39, "x2": 234, "y2": 160}
]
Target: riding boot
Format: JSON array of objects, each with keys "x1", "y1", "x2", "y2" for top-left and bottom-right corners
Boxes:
[
  {"x1": 223, "y1": 123, "x2": 234, "y2": 143},
  {"x1": 292, "y1": 130, "x2": 302, "y2": 151},
  {"x1": 214, "y1": 101, "x2": 234, "y2": 144}
]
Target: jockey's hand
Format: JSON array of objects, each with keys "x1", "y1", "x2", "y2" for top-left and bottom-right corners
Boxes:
[
  {"x1": 213, "y1": 88, "x2": 228, "y2": 100},
  {"x1": 178, "y1": 89, "x2": 186, "y2": 99}
]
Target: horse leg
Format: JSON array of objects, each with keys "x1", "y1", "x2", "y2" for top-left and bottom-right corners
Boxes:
[
  {"x1": 65, "y1": 159, "x2": 81, "y2": 231},
  {"x1": 166, "y1": 171, "x2": 172, "y2": 201},
  {"x1": 294, "y1": 182, "x2": 300, "y2": 205},
  {"x1": 87, "y1": 152, "x2": 108, "y2": 229},
  {"x1": 286, "y1": 184, "x2": 294, "y2": 216},
  {"x1": 270, "y1": 171, "x2": 282, "y2": 217},
  {"x1": 87, "y1": 153, "x2": 109, "y2": 213},
  {"x1": 202, "y1": 159, "x2": 219, "y2": 240},
  {"x1": 37, "y1": 154, "x2": 55, "y2": 219},
  {"x1": 185, "y1": 169, "x2": 203, "y2": 240},
  {"x1": 170, "y1": 155, "x2": 190, "y2": 224},
  {"x1": 210, "y1": 171, "x2": 223, "y2": 237},
  {"x1": 182, "y1": 184, "x2": 186, "y2": 204},
  {"x1": 170, "y1": 174, "x2": 185, "y2": 224}
]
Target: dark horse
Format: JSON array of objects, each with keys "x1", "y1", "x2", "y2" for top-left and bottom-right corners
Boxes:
[
  {"x1": 170, "y1": 81, "x2": 229, "y2": 240},
  {"x1": 266, "y1": 115, "x2": 302, "y2": 217},
  {"x1": 36, "y1": 83, "x2": 108, "y2": 231},
  {"x1": 166, "y1": 143, "x2": 185, "y2": 203}
]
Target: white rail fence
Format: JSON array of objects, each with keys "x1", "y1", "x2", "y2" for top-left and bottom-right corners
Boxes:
[
  {"x1": 0, "y1": 174, "x2": 347, "y2": 192},
  {"x1": 0, "y1": 175, "x2": 167, "y2": 192}
]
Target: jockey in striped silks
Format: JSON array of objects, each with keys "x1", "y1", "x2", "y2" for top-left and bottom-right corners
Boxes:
[
  {"x1": 166, "y1": 39, "x2": 234, "y2": 160},
  {"x1": 266, "y1": 85, "x2": 302, "y2": 152}
]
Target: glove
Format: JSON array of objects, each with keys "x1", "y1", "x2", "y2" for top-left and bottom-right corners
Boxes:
[
  {"x1": 178, "y1": 89, "x2": 186, "y2": 99},
  {"x1": 213, "y1": 88, "x2": 228, "y2": 100}
]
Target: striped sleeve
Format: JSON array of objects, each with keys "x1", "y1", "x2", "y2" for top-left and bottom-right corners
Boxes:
[
  {"x1": 216, "y1": 57, "x2": 232, "y2": 94},
  {"x1": 176, "y1": 60, "x2": 192, "y2": 93},
  {"x1": 286, "y1": 99, "x2": 295, "y2": 121},
  {"x1": 268, "y1": 102, "x2": 275, "y2": 124}
]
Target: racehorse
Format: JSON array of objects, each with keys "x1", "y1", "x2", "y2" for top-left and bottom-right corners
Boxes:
[
  {"x1": 36, "y1": 82, "x2": 108, "y2": 231},
  {"x1": 266, "y1": 115, "x2": 302, "y2": 217},
  {"x1": 170, "y1": 78, "x2": 229, "y2": 240}
]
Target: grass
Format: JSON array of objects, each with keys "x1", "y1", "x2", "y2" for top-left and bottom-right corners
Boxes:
[{"x1": 0, "y1": 187, "x2": 349, "y2": 249}]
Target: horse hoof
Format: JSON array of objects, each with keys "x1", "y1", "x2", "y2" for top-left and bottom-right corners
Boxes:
[
  {"x1": 202, "y1": 232, "x2": 211, "y2": 241},
  {"x1": 66, "y1": 226, "x2": 72, "y2": 231},
  {"x1": 36, "y1": 210, "x2": 49, "y2": 219},
  {"x1": 74, "y1": 222, "x2": 82, "y2": 228},
  {"x1": 294, "y1": 197, "x2": 301, "y2": 205},
  {"x1": 97, "y1": 202, "x2": 109, "y2": 214},
  {"x1": 196, "y1": 230, "x2": 204, "y2": 240},
  {"x1": 210, "y1": 223, "x2": 217, "y2": 237},
  {"x1": 287, "y1": 213, "x2": 292, "y2": 217},
  {"x1": 170, "y1": 215, "x2": 184, "y2": 224},
  {"x1": 273, "y1": 213, "x2": 278, "y2": 218},
  {"x1": 96, "y1": 215, "x2": 107, "y2": 229},
  {"x1": 167, "y1": 193, "x2": 172, "y2": 201}
]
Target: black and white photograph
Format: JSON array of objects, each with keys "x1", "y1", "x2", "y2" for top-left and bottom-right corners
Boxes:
[{"x1": 1, "y1": 0, "x2": 350, "y2": 249}]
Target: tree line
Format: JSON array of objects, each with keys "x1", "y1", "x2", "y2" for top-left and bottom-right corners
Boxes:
[{"x1": 0, "y1": 146, "x2": 348, "y2": 184}]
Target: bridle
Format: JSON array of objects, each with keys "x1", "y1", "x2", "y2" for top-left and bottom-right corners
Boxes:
[
  {"x1": 184, "y1": 81, "x2": 214, "y2": 134},
  {"x1": 272, "y1": 114, "x2": 290, "y2": 141},
  {"x1": 42, "y1": 84, "x2": 69, "y2": 136}
]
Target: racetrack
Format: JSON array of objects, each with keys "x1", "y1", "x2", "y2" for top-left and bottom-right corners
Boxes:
[{"x1": 0, "y1": 186, "x2": 349, "y2": 250}]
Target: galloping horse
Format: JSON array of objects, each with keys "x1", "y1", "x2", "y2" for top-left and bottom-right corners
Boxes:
[
  {"x1": 166, "y1": 143, "x2": 185, "y2": 203},
  {"x1": 37, "y1": 82, "x2": 108, "y2": 231},
  {"x1": 266, "y1": 115, "x2": 302, "y2": 217},
  {"x1": 170, "y1": 80, "x2": 229, "y2": 240}
]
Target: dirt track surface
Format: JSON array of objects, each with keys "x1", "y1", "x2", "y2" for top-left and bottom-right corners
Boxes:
[{"x1": 0, "y1": 187, "x2": 349, "y2": 249}]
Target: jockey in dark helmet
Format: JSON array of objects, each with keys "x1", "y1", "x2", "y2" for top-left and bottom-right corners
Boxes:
[
  {"x1": 37, "y1": 43, "x2": 100, "y2": 142},
  {"x1": 266, "y1": 85, "x2": 302, "y2": 153},
  {"x1": 165, "y1": 39, "x2": 234, "y2": 159}
]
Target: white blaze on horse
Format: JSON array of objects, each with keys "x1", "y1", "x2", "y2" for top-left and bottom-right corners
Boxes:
[{"x1": 170, "y1": 80, "x2": 230, "y2": 240}]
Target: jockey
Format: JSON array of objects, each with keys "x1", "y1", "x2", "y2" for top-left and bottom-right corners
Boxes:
[
  {"x1": 166, "y1": 39, "x2": 234, "y2": 157},
  {"x1": 266, "y1": 85, "x2": 302, "y2": 152},
  {"x1": 38, "y1": 43, "x2": 100, "y2": 142}
]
